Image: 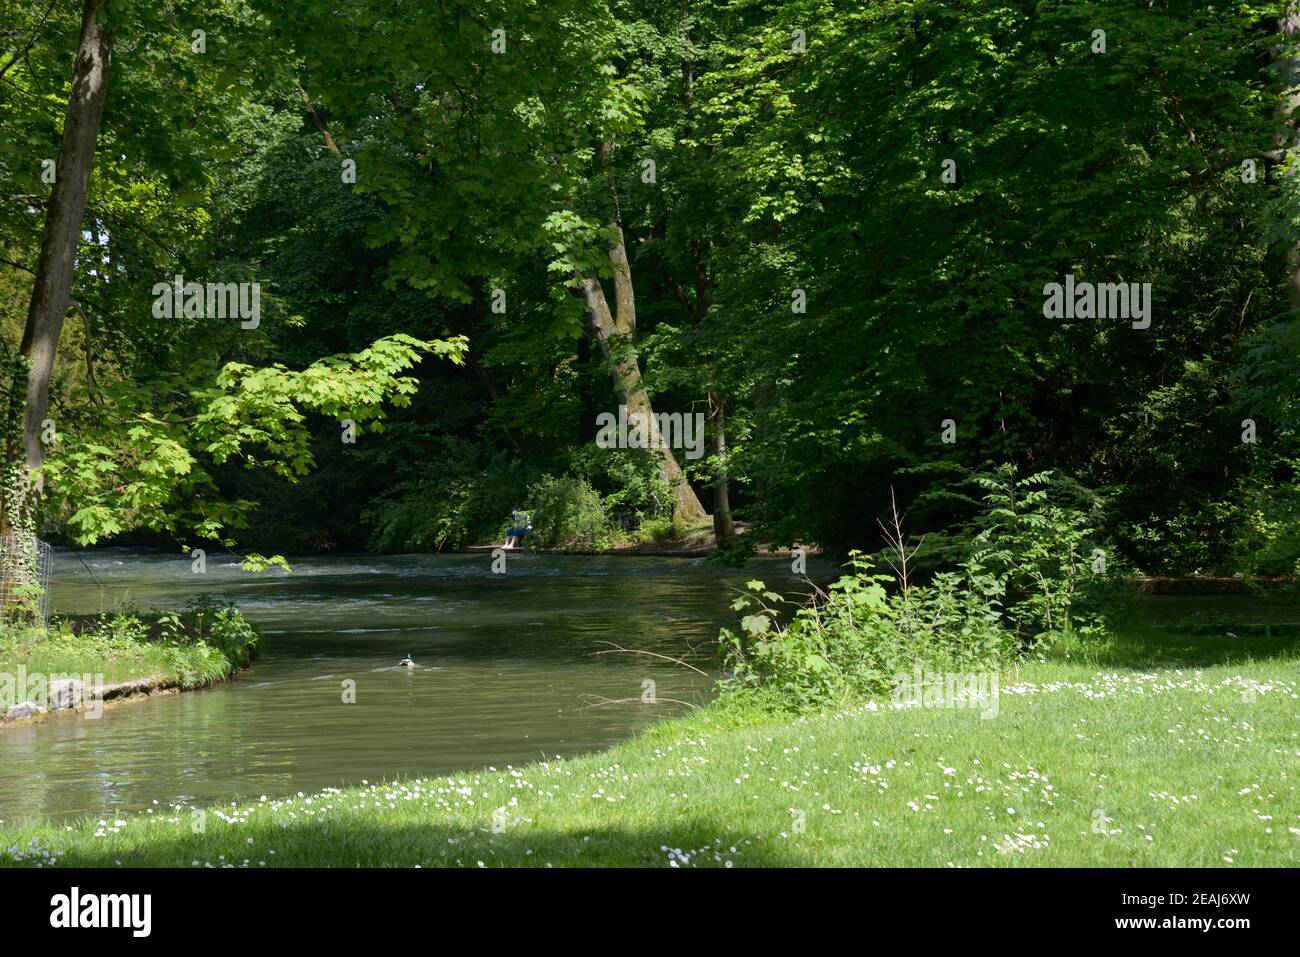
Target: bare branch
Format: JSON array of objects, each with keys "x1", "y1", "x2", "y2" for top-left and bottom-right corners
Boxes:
[
  {"x1": 577, "y1": 695, "x2": 700, "y2": 711},
  {"x1": 590, "y1": 641, "x2": 712, "y2": 678}
]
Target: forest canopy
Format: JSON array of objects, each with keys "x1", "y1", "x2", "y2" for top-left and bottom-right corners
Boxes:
[{"x1": 2, "y1": 0, "x2": 1299, "y2": 575}]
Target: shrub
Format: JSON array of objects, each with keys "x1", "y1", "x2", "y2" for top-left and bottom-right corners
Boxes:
[
  {"x1": 719, "y1": 555, "x2": 1015, "y2": 711},
  {"x1": 526, "y1": 474, "x2": 618, "y2": 550},
  {"x1": 633, "y1": 516, "x2": 682, "y2": 545},
  {"x1": 718, "y1": 473, "x2": 1117, "y2": 711},
  {"x1": 157, "y1": 597, "x2": 264, "y2": 679},
  {"x1": 957, "y1": 467, "x2": 1109, "y2": 642},
  {"x1": 1229, "y1": 462, "x2": 1300, "y2": 577},
  {"x1": 364, "y1": 439, "x2": 529, "y2": 551},
  {"x1": 576, "y1": 445, "x2": 673, "y2": 523}
]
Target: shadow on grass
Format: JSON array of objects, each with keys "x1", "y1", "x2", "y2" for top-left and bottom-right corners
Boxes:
[
  {"x1": 38, "y1": 816, "x2": 817, "y2": 868},
  {"x1": 1055, "y1": 624, "x2": 1300, "y2": 670}
]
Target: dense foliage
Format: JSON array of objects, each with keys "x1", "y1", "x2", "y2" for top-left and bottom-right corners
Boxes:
[
  {"x1": 720, "y1": 470, "x2": 1116, "y2": 710},
  {"x1": 2, "y1": 0, "x2": 1298, "y2": 578}
]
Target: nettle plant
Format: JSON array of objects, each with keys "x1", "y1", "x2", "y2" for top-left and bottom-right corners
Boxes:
[
  {"x1": 719, "y1": 474, "x2": 1114, "y2": 710},
  {"x1": 719, "y1": 496, "x2": 1015, "y2": 710},
  {"x1": 720, "y1": 565, "x2": 1014, "y2": 711}
]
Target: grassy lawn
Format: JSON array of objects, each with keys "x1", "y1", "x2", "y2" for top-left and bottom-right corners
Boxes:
[
  {"x1": 2, "y1": 624, "x2": 1295, "y2": 867},
  {"x1": 0, "y1": 607, "x2": 263, "y2": 713},
  {"x1": 0, "y1": 626, "x2": 184, "y2": 689}
]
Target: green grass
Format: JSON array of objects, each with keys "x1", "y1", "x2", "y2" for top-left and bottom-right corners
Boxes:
[
  {"x1": 1, "y1": 624, "x2": 1296, "y2": 867},
  {"x1": 1, "y1": 626, "x2": 184, "y2": 688},
  {"x1": 1, "y1": 606, "x2": 263, "y2": 707}
]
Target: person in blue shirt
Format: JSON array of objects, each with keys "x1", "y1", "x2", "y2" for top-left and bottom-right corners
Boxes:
[{"x1": 501, "y1": 506, "x2": 531, "y2": 549}]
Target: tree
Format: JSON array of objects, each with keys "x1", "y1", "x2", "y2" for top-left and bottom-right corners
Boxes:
[
  {"x1": 286, "y1": 0, "x2": 710, "y2": 524},
  {"x1": 9, "y1": 0, "x2": 111, "y2": 509}
]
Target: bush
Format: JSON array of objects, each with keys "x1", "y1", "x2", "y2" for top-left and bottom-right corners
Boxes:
[
  {"x1": 719, "y1": 471, "x2": 1117, "y2": 711},
  {"x1": 633, "y1": 516, "x2": 682, "y2": 545},
  {"x1": 364, "y1": 439, "x2": 529, "y2": 551},
  {"x1": 158, "y1": 597, "x2": 263, "y2": 669},
  {"x1": 154, "y1": 597, "x2": 264, "y2": 682},
  {"x1": 720, "y1": 556, "x2": 1015, "y2": 712},
  {"x1": 574, "y1": 445, "x2": 673, "y2": 523},
  {"x1": 526, "y1": 474, "x2": 618, "y2": 550},
  {"x1": 1229, "y1": 460, "x2": 1300, "y2": 577},
  {"x1": 956, "y1": 467, "x2": 1110, "y2": 641}
]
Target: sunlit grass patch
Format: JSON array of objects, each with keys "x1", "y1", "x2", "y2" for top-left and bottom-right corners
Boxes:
[{"x1": 0, "y1": 603, "x2": 262, "y2": 705}]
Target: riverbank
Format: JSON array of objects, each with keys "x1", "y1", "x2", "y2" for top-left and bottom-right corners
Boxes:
[
  {"x1": 0, "y1": 604, "x2": 262, "y2": 725},
  {"x1": 457, "y1": 541, "x2": 812, "y2": 558},
  {"x1": 458, "y1": 517, "x2": 723, "y2": 556},
  {"x1": 457, "y1": 525, "x2": 815, "y2": 559},
  {"x1": 3, "y1": 624, "x2": 1295, "y2": 866}
]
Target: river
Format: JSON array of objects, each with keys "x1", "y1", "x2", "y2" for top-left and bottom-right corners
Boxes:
[{"x1": 0, "y1": 548, "x2": 821, "y2": 824}]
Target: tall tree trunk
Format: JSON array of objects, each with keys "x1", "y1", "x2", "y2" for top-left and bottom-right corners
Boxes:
[
  {"x1": 578, "y1": 224, "x2": 707, "y2": 524},
  {"x1": 15, "y1": 0, "x2": 113, "y2": 495},
  {"x1": 654, "y1": 241, "x2": 735, "y2": 544},
  {"x1": 1276, "y1": 5, "x2": 1300, "y2": 309},
  {"x1": 708, "y1": 389, "x2": 735, "y2": 543}
]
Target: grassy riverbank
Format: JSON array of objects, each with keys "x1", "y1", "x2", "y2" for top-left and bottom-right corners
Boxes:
[
  {"x1": 0, "y1": 603, "x2": 262, "y2": 716},
  {"x1": 2, "y1": 625, "x2": 1295, "y2": 866}
]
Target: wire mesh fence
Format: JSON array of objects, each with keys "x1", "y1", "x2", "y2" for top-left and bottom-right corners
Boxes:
[{"x1": 0, "y1": 533, "x2": 52, "y2": 626}]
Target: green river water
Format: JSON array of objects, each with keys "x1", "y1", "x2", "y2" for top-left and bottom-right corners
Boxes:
[{"x1": 0, "y1": 549, "x2": 823, "y2": 824}]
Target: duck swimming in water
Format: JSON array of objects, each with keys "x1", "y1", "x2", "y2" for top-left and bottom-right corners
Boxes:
[{"x1": 399, "y1": 654, "x2": 416, "y2": 669}]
